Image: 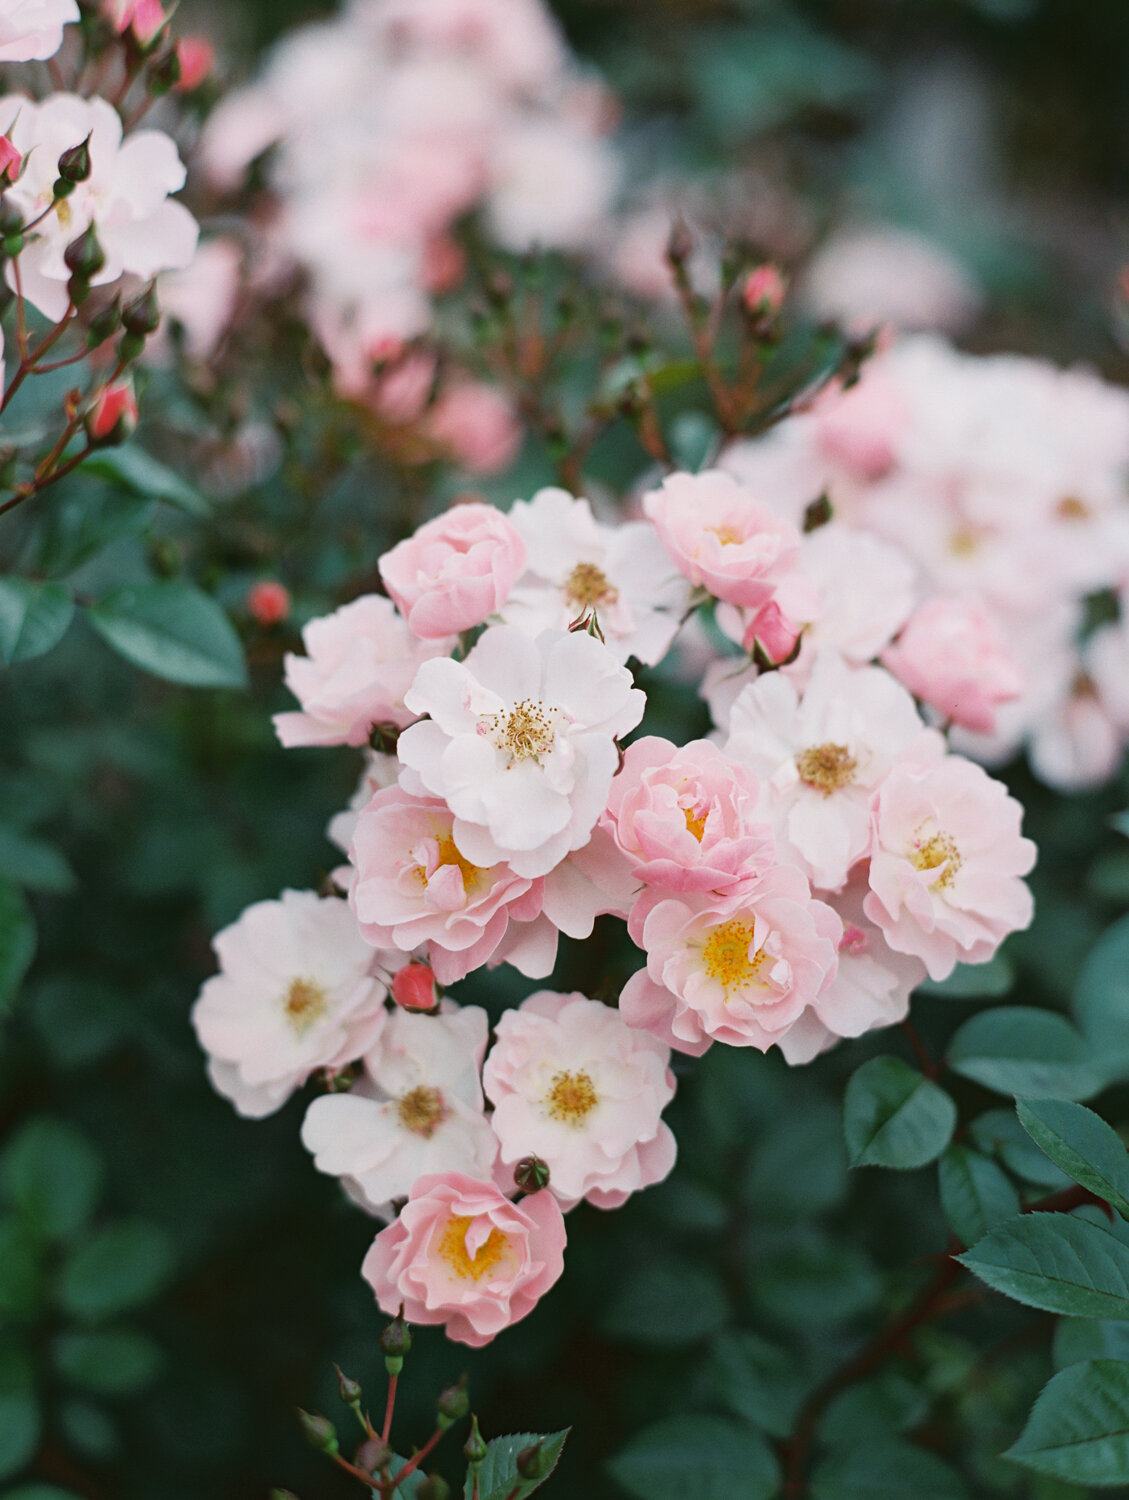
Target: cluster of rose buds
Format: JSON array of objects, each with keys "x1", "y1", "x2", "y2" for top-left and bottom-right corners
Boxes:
[{"x1": 193, "y1": 472, "x2": 1035, "y2": 1347}]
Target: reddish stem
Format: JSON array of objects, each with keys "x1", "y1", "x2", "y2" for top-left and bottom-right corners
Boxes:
[{"x1": 382, "y1": 1373, "x2": 398, "y2": 1444}]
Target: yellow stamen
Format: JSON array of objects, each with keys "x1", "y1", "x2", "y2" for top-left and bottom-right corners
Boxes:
[
  {"x1": 684, "y1": 806, "x2": 708, "y2": 841},
  {"x1": 910, "y1": 830, "x2": 961, "y2": 889},
  {"x1": 706, "y1": 524, "x2": 742, "y2": 546},
  {"x1": 437, "y1": 1215, "x2": 510, "y2": 1281},
  {"x1": 546, "y1": 1070, "x2": 598, "y2": 1125},
  {"x1": 701, "y1": 919, "x2": 768, "y2": 993},
  {"x1": 795, "y1": 743, "x2": 857, "y2": 796},
  {"x1": 396, "y1": 1085, "x2": 447, "y2": 1138},
  {"x1": 283, "y1": 977, "x2": 328, "y2": 1035},
  {"x1": 482, "y1": 699, "x2": 560, "y2": 764},
  {"x1": 565, "y1": 562, "x2": 618, "y2": 610}
]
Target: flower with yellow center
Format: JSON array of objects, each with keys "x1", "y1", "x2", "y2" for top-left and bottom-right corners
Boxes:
[
  {"x1": 701, "y1": 918, "x2": 768, "y2": 995},
  {"x1": 545, "y1": 1069, "x2": 598, "y2": 1125},
  {"x1": 910, "y1": 829, "x2": 962, "y2": 890},
  {"x1": 415, "y1": 833, "x2": 484, "y2": 896},
  {"x1": 706, "y1": 524, "x2": 743, "y2": 546},
  {"x1": 396, "y1": 1085, "x2": 448, "y2": 1139},
  {"x1": 283, "y1": 976, "x2": 328, "y2": 1036},
  {"x1": 481, "y1": 698, "x2": 562, "y2": 765},
  {"x1": 564, "y1": 561, "x2": 618, "y2": 611},
  {"x1": 795, "y1": 742, "x2": 858, "y2": 796},
  {"x1": 437, "y1": 1215, "x2": 511, "y2": 1281}
]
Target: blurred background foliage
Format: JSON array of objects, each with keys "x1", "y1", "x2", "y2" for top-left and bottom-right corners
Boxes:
[{"x1": 5, "y1": 1, "x2": 1129, "y2": 1497}]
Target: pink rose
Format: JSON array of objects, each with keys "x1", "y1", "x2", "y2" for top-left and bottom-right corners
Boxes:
[
  {"x1": 361, "y1": 1172, "x2": 566, "y2": 1347},
  {"x1": 426, "y1": 383, "x2": 522, "y2": 476},
  {"x1": 602, "y1": 737, "x2": 774, "y2": 895},
  {"x1": 86, "y1": 381, "x2": 138, "y2": 444},
  {"x1": 742, "y1": 264, "x2": 786, "y2": 318},
  {"x1": 881, "y1": 595, "x2": 1023, "y2": 734},
  {"x1": 174, "y1": 36, "x2": 214, "y2": 92},
  {"x1": 642, "y1": 469, "x2": 802, "y2": 608},
  {"x1": 379, "y1": 502, "x2": 526, "y2": 639}
]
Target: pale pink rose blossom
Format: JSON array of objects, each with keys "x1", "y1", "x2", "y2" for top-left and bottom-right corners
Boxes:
[
  {"x1": 620, "y1": 867, "x2": 841, "y2": 1055},
  {"x1": 0, "y1": 95, "x2": 198, "y2": 321},
  {"x1": 425, "y1": 384, "x2": 522, "y2": 475},
  {"x1": 725, "y1": 651, "x2": 939, "y2": 892},
  {"x1": 802, "y1": 225, "x2": 981, "y2": 336},
  {"x1": 483, "y1": 991, "x2": 677, "y2": 1210},
  {"x1": 602, "y1": 737, "x2": 774, "y2": 895},
  {"x1": 785, "y1": 523, "x2": 917, "y2": 674},
  {"x1": 191, "y1": 890, "x2": 387, "y2": 1119},
  {"x1": 865, "y1": 751, "x2": 1036, "y2": 980},
  {"x1": 274, "y1": 595, "x2": 454, "y2": 749},
  {"x1": 500, "y1": 487, "x2": 689, "y2": 666},
  {"x1": 881, "y1": 596, "x2": 1023, "y2": 733},
  {"x1": 102, "y1": 0, "x2": 165, "y2": 44},
  {"x1": 301, "y1": 1004, "x2": 496, "y2": 1216},
  {"x1": 362, "y1": 1171, "x2": 566, "y2": 1347},
  {"x1": 150, "y1": 237, "x2": 242, "y2": 365},
  {"x1": 486, "y1": 116, "x2": 619, "y2": 253},
  {"x1": 398, "y1": 625, "x2": 645, "y2": 878},
  {"x1": 326, "y1": 749, "x2": 401, "y2": 859},
  {"x1": 0, "y1": 0, "x2": 78, "y2": 61},
  {"x1": 379, "y1": 502, "x2": 526, "y2": 639},
  {"x1": 642, "y1": 469, "x2": 803, "y2": 609},
  {"x1": 371, "y1": 0, "x2": 568, "y2": 94}
]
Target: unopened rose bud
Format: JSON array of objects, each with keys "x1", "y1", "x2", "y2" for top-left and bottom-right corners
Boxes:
[
  {"x1": 368, "y1": 721, "x2": 401, "y2": 755},
  {"x1": 85, "y1": 380, "x2": 138, "y2": 445},
  {"x1": 297, "y1": 1410, "x2": 339, "y2": 1456},
  {"x1": 517, "y1": 1441, "x2": 553, "y2": 1480},
  {"x1": 742, "y1": 263, "x2": 786, "y2": 319},
  {"x1": 86, "y1": 296, "x2": 122, "y2": 350},
  {"x1": 463, "y1": 1415, "x2": 488, "y2": 1467},
  {"x1": 149, "y1": 44, "x2": 180, "y2": 95},
  {"x1": 174, "y1": 35, "x2": 214, "y2": 91},
  {"x1": 357, "y1": 1436, "x2": 392, "y2": 1472},
  {"x1": 0, "y1": 195, "x2": 22, "y2": 237},
  {"x1": 379, "y1": 1311, "x2": 412, "y2": 1375},
  {"x1": 436, "y1": 1378, "x2": 469, "y2": 1430},
  {"x1": 64, "y1": 224, "x2": 105, "y2": 301},
  {"x1": 335, "y1": 1365, "x2": 362, "y2": 1407},
  {"x1": 802, "y1": 493, "x2": 833, "y2": 533},
  {"x1": 417, "y1": 1477, "x2": 452, "y2": 1500},
  {"x1": 57, "y1": 134, "x2": 93, "y2": 186},
  {"x1": 0, "y1": 137, "x2": 22, "y2": 187},
  {"x1": 666, "y1": 217, "x2": 693, "y2": 268},
  {"x1": 513, "y1": 1156, "x2": 551, "y2": 1196},
  {"x1": 247, "y1": 580, "x2": 290, "y2": 627},
  {"x1": 743, "y1": 599, "x2": 801, "y2": 668},
  {"x1": 391, "y1": 963, "x2": 437, "y2": 1013},
  {"x1": 122, "y1": 282, "x2": 160, "y2": 337}
]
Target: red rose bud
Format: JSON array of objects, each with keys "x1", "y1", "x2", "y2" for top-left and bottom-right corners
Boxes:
[
  {"x1": 86, "y1": 381, "x2": 138, "y2": 445},
  {"x1": 247, "y1": 580, "x2": 290, "y2": 627},
  {"x1": 742, "y1": 599, "x2": 801, "y2": 666},
  {"x1": 0, "y1": 137, "x2": 22, "y2": 187},
  {"x1": 174, "y1": 36, "x2": 215, "y2": 92},
  {"x1": 742, "y1": 264, "x2": 786, "y2": 318},
  {"x1": 391, "y1": 963, "x2": 437, "y2": 1012}
]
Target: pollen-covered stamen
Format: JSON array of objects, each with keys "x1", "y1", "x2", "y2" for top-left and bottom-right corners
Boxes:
[
  {"x1": 683, "y1": 805, "x2": 708, "y2": 841},
  {"x1": 706, "y1": 524, "x2": 742, "y2": 546},
  {"x1": 481, "y1": 698, "x2": 563, "y2": 765},
  {"x1": 283, "y1": 976, "x2": 328, "y2": 1035},
  {"x1": 437, "y1": 1214, "x2": 510, "y2": 1281},
  {"x1": 397, "y1": 1085, "x2": 448, "y2": 1138},
  {"x1": 701, "y1": 918, "x2": 768, "y2": 993},
  {"x1": 415, "y1": 834, "x2": 484, "y2": 894},
  {"x1": 910, "y1": 828, "x2": 962, "y2": 889},
  {"x1": 796, "y1": 743, "x2": 857, "y2": 795},
  {"x1": 1056, "y1": 495, "x2": 1090, "y2": 521},
  {"x1": 565, "y1": 561, "x2": 618, "y2": 610},
  {"x1": 546, "y1": 1070, "x2": 598, "y2": 1125}
]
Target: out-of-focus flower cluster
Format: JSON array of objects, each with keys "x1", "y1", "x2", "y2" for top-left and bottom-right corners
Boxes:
[
  {"x1": 194, "y1": 471, "x2": 1036, "y2": 1347},
  {"x1": 722, "y1": 335, "x2": 1129, "y2": 790}
]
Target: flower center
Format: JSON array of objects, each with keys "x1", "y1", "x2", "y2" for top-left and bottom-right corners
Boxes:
[
  {"x1": 796, "y1": 743, "x2": 857, "y2": 795},
  {"x1": 565, "y1": 561, "x2": 618, "y2": 610},
  {"x1": 283, "y1": 976, "x2": 328, "y2": 1035},
  {"x1": 701, "y1": 918, "x2": 767, "y2": 993},
  {"x1": 840, "y1": 922, "x2": 869, "y2": 956},
  {"x1": 546, "y1": 1069, "x2": 598, "y2": 1125},
  {"x1": 684, "y1": 805, "x2": 708, "y2": 841},
  {"x1": 421, "y1": 834, "x2": 484, "y2": 894},
  {"x1": 1056, "y1": 495, "x2": 1090, "y2": 521},
  {"x1": 482, "y1": 698, "x2": 561, "y2": 764},
  {"x1": 437, "y1": 1215, "x2": 510, "y2": 1281},
  {"x1": 396, "y1": 1085, "x2": 448, "y2": 1138},
  {"x1": 706, "y1": 524, "x2": 743, "y2": 546},
  {"x1": 910, "y1": 829, "x2": 962, "y2": 889},
  {"x1": 948, "y1": 526, "x2": 981, "y2": 557}
]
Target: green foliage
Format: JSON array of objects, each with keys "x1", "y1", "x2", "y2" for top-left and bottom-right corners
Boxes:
[
  {"x1": 79, "y1": 446, "x2": 209, "y2": 517},
  {"x1": 809, "y1": 1439, "x2": 969, "y2": 1498},
  {"x1": 0, "y1": 879, "x2": 35, "y2": 1015},
  {"x1": 958, "y1": 1214, "x2": 1129, "y2": 1317},
  {"x1": 606, "y1": 1415, "x2": 779, "y2": 1499},
  {"x1": 0, "y1": 1116, "x2": 103, "y2": 1240},
  {"x1": 1016, "y1": 1099, "x2": 1129, "y2": 1218},
  {"x1": 938, "y1": 1145, "x2": 1021, "y2": 1247},
  {"x1": 946, "y1": 1008, "x2": 1100, "y2": 1100},
  {"x1": 58, "y1": 1220, "x2": 174, "y2": 1321},
  {"x1": 843, "y1": 1056, "x2": 956, "y2": 1169},
  {"x1": 464, "y1": 1429, "x2": 569, "y2": 1500},
  {"x1": 0, "y1": 579, "x2": 74, "y2": 664},
  {"x1": 87, "y1": 581, "x2": 248, "y2": 688},
  {"x1": 1005, "y1": 1359, "x2": 1129, "y2": 1485}
]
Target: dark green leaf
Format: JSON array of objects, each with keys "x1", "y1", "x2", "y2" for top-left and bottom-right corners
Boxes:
[
  {"x1": 958, "y1": 1213, "x2": 1129, "y2": 1317},
  {"x1": 970, "y1": 1108, "x2": 1072, "y2": 1189},
  {"x1": 822, "y1": 1374, "x2": 930, "y2": 1449},
  {"x1": 938, "y1": 1145, "x2": 1021, "y2": 1250},
  {"x1": 0, "y1": 1117, "x2": 103, "y2": 1240},
  {"x1": 87, "y1": 582, "x2": 247, "y2": 689},
  {"x1": 54, "y1": 1329, "x2": 163, "y2": 1397},
  {"x1": 1017, "y1": 1100, "x2": 1129, "y2": 1219},
  {"x1": 0, "y1": 827, "x2": 76, "y2": 894},
  {"x1": 602, "y1": 1259, "x2": 728, "y2": 1346},
  {"x1": 1054, "y1": 1318, "x2": 1129, "y2": 1370},
  {"x1": 919, "y1": 953, "x2": 1015, "y2": 1000},
  {"x1": 811, "y1": 1439, "x2": 968, "y2": 1498},
  {"x1": 80, "y1": 446, "x2": 209, "y2": 516},
  {"x1": 607, "y1": 1415, "x2": 779, "y2": 1500},
  {"x1": 744, "y1": 1092, "x2": 848, "y2": 1218},
  {"x1": 947, "y1": 1008, "x2": 1100, "y2": 1100},
  {"x1": 0, "y1": 879, "x2": 36, "y2": 1014},
  {"x1": 0, "y1": 1356, "x2": 39, "y2": 1483},
  {"x1": 1073, "y1": 916, "x2": 1129, "y2": 1085},
  {"x1": 33, "y1": 488, "x2": 153, "y2": 576},
  {"x1": 463, "y1": 1429, "x2": 568, "y2": 1500},
  {"x1": 3, "y1": 1488, "x2": 86, "y2": 1500},
  {"x1": 0, "y1": 1219, "x2": 44, "y2": 1318},
  {"x1": 1005, "y1": 1358, "x2": 1129, "y2": 1485},
  {"x1": 705, "y1": 1332, "x2": 806, "y2": 1437},
  {"x1": 844, "y1": 1056, "x2": 956, "y2": 1169},
  {"x1": 0, "y1": 580, "x2": 74, "y2": 665},
  {"x1": 59, "y1": 1220, "x2": 174, "y2": 1321}
]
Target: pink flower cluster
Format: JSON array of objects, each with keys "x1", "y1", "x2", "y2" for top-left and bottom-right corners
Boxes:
[
  {"x1": 199, "y1": 0, "x2": 619, "y2": 408},
  {"x1": 722, "y1": 333, "x2": 1129, "y2": 789},
  {"x1": 194, "y1": 473, "x2": 1035, "y2": 1348}
]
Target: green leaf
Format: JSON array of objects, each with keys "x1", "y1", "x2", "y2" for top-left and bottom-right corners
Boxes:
[
  {"x1": 971, "y1": 1108, "x2": 1072, "y2": 1189},
  {"x1": 80, "y1": 446, "x2": 209, "y2": 516},
  {"x1": 53, "y1": 1329, "x2": 163, "y2": 1396},
  {"x1": 87, "y1": 582, "x2": 247, "y2": 689},
  {"x1": 0, "y1": 879, "x2": 36, "y2": 1014},
  {"x1": 705, "y1": 1332, "x2": 806, "y2": 1438},
  {"x1": 918, "y1": 953, "x2": 1015, "y2": 1000},
  {"x1": 0, "y1": 827, "x2": 76, "y2": 894},
  {"x1": 602, "y1": 1258, "x2": 728, "y2": 1346},
  {"x1": 938, "y1": 1145, "x2": 1021, "y2": 1247},
  {"x1": 947, "y1": 1008, "x2": 1100, "y2": 1100},
  {"x1": 3, "y1": 1488, "x2": 86, "y2": 1500},
  {"x1": 958, "y1": 1213, "x2": 1129, "y2": 1317},
  {"x1": 1017, "y1": 1100, "x2": 1129, "y2": 1219},
  {"x1": 384, "y1": 1456, "x2": 426, "y2": 1497},
  {"x1": 1005, "y1": 1359, "x2": 1129, "y2": 1485},
  {"x1": 843, "y1": 1056, "x2": 956, "y2": 1169},
  {"x1": 463, "y1": 1429, "x2": 568, "y2": 1500},
  {"x1": 0, "y1": 1219, "x2": 44, "y2": 1318},
  {"x1": 1054, "y1": 1318, "x2": 1129, "y2": 1370},
  {"x1": 59, "y1": 1220, "x2": 174, "y2": 1321},
  {"x1": 34, "y1": 488, "x2": 153, "y2": 576},
  {"x1": 607, "y1": 1415, "x2": 779, "y2": 1500},
  {"x1": 1074, "y1": 916, "x2": 1129, "y2": 1085},
  {"x1": 811, "y1": 1439, "x2": 968, "y2": 1498},
  {"x1": 0, "y1": 580, "x2": 74, "y2": 665},
  {"x1": 0, "y1": 1358, "x2": 39, "y2": 1482},
  {"x1": 0, "y1": 1117, "x2": 103, "y2": 1240}
]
